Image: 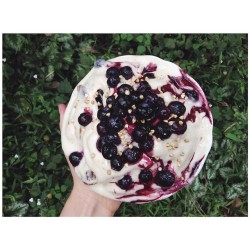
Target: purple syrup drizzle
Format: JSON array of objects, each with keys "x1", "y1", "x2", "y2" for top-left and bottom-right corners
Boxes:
[
  {"x1": 186, "y1": 106, "x2": 210, "y2": 123},
  {"x1": 84, "y1": 108, "x2": 93, "y2": 115},
  {"x1": 116, "y1": 156, "x2": 188, "y2": 203},
  {"x1": 161, "y1": 83, "x2": 180, "y2": 97},
  {"x1": 165, "y1": 69, "x2": 212, "y2": 124},
  {"x1": 189, "y1": 156, "x2": 205, "y2": 178},
  {"x1": 142, "y1": 63, "x2": 157, "y2": 74},
  {"x1": 106, "y1": 62, "x2": 121, "y2": 69}
]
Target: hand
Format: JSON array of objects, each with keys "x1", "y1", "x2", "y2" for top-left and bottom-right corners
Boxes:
[{"x1": 58, "y1": 104, "x2": 121, "y2": 217}]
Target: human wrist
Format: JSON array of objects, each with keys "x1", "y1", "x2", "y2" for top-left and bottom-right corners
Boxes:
[{"x1": 60, "y1": 186, "x2": 115, "y2": 217}]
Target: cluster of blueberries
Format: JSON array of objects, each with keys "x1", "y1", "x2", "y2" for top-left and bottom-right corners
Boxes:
[{"x1": 70, "y1": 65, "x2": 189, "y2": 190}]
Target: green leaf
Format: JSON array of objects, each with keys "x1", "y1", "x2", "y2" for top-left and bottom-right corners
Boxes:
[
  {"x1": 30, "y1": 185, "x2": 41, "y2": 197},
  {"x1": 61, "y1": 185, "x2": 68, "y2": 192},
  {"x1": 219, "y1": 167, "x2": 234, "y2": 179},
  {"x1": 207, "y1": 168, "x2": 217, "y2": 180},
  {"x1": 58, "y1": 79, "x2": 73, "y2": 94},
  {"x1": 137, "y1": 45, "x2": 146, "y2": 54},
  {"x1": 211, "y1": 106, "x2": 222, "y2": 121},
  {"x1": 192, "y1": 44, "x2": 201, "y2": 49},
  {"x1": 28, "y1": 152, "x2": 38, "y2": 163},
  {"x1": 56, "y1": 34, "x2": 73, "y2": 42},
  {"x1": 4, "y1": 202, "x2": 29, "y2": 216},
  {"x1": 54, "y1": 192, "x2": 62, "y2": 199},
  {"x1": 164, "y1": 38, "x2": 176, "y2": 49},
  {"x1": 226, "y1": 183, "x2": 246, "y2": 200},
  {"x1": 225, "y1": 133, "x2": 243, "y2": 142},
  {"x1": 52, "y1": 154, "x2": 63, "y2": 164},
  {"x1": 136, "y1": 35, "x2": 144, "y2": 43}
]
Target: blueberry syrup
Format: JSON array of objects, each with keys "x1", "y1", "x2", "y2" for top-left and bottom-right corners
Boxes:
[
  {"x1": 106, "y1": 62, "x2": 121, "y2": 69},
  {"x1": 126, "y1": 124, "x2": 135, "y2": 135},
  {"x1": 189, "y1": 156, "x2": 205, "y2": 178},
  {"x1": 84, "y1": 107, "x2": 93, "y2": 115},
  {"x1": 181, "y1": 154, "x2": 205, "y2": 181},
  {"x1": 181, "y1": 153, "x2": 195, "y2": 179},
  {"x1": 186, "y1": 106, "x2": 211, "y2": 123},
  {"x1": 116, "y1": 157, "x2": 187, "y2": 203},
  {"x1": 165, "y1": 69, "x2": 212, "y2": 124},
  {"x1": 142, "y1": 63, "x2": 157, "y2": 73},
  {"x1": 161, "y1": 83, "x2": 180, "y2": 96}
]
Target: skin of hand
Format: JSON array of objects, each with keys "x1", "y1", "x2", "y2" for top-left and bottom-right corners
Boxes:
[{"x1": 58, "y1": 104, "x2": 121, "y2": 217}]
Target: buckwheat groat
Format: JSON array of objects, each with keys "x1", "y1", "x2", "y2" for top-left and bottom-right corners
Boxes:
[{"x1": 61, "y1": 55, "x2": 213, "y2": 203}]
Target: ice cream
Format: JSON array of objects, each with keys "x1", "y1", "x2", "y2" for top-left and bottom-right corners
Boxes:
[{"x1": 61, "y1": 55, "x2": 213, "y2": 203}]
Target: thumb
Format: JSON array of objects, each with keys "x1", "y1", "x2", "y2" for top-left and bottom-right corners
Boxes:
[{"x1": 58, "y1": 104, "x2": 67, "y2": 131}]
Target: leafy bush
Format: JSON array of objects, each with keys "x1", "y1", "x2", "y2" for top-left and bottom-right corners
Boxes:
[{"x1": 2, "y1": 34, "x2": 248, "y2": 216}]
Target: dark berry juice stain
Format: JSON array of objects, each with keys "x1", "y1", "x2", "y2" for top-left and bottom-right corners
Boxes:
[
  {"x1": 189, "y1": 156, "x2": 205, "y2": 178},
  {"x1": 161, "y1": 83, "x2": 180, "y2": 97},
  {"x1": 143, "y1": 63, "x2": 157, "y2": 73},
  {"x1": 84, "y1": 107, "x2": 93, "y2": 115},
  {"x1": 181, "y1": 154, "x2": 205, "y2": 181},
  {"x1": 106, "y1": 62, "x2": 121, "y2": 69},
  {"x1": 166, "y1": 69, "x2": 212, "y2": 124},
  {"x1": 186, "y1": 105, "x2": 211, "y2": 123}
]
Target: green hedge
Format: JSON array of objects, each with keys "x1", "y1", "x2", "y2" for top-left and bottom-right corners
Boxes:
[{"x1": 2, "y1": 34, "x2": 248, "y2": 216}]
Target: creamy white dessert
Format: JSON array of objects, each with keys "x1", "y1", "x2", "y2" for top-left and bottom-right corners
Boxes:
[{"x1": 61, "y1": 55, "x2": 213, "y2": 203}]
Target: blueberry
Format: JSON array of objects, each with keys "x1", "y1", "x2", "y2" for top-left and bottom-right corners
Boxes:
[
  {"x1": 126, "y1": 114, "x2": 137, "y2": 124},
  {"x1": 112, "y1": 105, "x2": 127, "y2": 118},
  {"x1": 137, "y1": 81, "x2": 152, "y2": 93},
  {"x1": 137, "y1": 101, "x2": 154, "y2": 119},
  {"x1": 155, "y1": 170, "x2": 175, "y2": 187},
  {"x1": 106, "y1": 67, "x2": 119, "y2": 78},
  {"x1": 168, "y1": 101, "x2": 186, "y2": 116},
  {"x1": 103, "y1": 133, "x2": 121, "y2": 145},
  {"x1": 97, "y1": 122, "x2": 108, "y2": 136},
  {"x1": 117, "y1": 84, "x2": 134, "y2": 96},
  {"x1": 69, "y1": 152, "x2": 83, "y2": 167},
  {"x1": 130, "y1": 91, "x2": 142, "y2": 105},
  {"x1": 139, "y1": 169, "x2": 153, "y2": 183},
  {"x1": 170, "y1": 119, "x2": 187, "y2": 135},
  {"x1": 107, "y1": 116, "x2": 125, "y2": 132},
  {"x1": 120, "y1": 66, "x2": 133, "y2": 80},
  {"x1": 95, "y1": 89, "x2": 104, "y2": 106},
  {"x1": 154, "y1": 122, "x2": 172, "y2": 140},
  {"x1": 97, "y1": 106, "x2": 111, "y2": 120},
  {"x1": 117, "y1": 95, "x2": 132, "y2": 109},
  {"x1": 94, "y1": 59, "x2": 106, "y2": 68},
  {"x1": 117, "y1": 175, "x2": 133, "y2": 190},
  {"x1": 132, "y1": 126, "x2": 148, "y2": 143},
  {"x1": 107, "y1": 76, "x2": 120, "y2": 88},
  {"x1": 111, "y1": 155, "x2": 124, "y2": 171},
  {"x1": 157, "y1": 107, "x2": 171, "y2": 120},
  {"x1": 106, "y1": 95, "x2": 116, "y2": 106},
  {"x1": 184, "y1": 89, "x2": 199, "y2": 101},
  {"x1": 96, "y1": 137, "x2": 106, "y2": 152},
  {"x1": 144, "y1": 92, "x2": 159, "y2": 107},
  {"x1": 102, "y1": 144, "x2": 117, "y2": 160},
  {"x1": 157, "y1": 97, "x2": 165, "y2": 107},
  {"x1": 140, "y1": 124, "x2": 151, "y2": 132},
  {"x1": 139, "y1": 136, "x2": 154, "y2": 152},
  {"x1": 122, "y1": 147, "x2": 142, "y2": 164},
  {"x1": 78, "y1": 113, "x2": 92, "y2": 126},
  {"x1": 144, "y1": 73, "x2": 155, "y2": 79}
]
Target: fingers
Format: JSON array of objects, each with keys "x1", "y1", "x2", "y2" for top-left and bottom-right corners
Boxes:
[{"x1": 58, "y1": 104, "x2": 67, "y2": 131}]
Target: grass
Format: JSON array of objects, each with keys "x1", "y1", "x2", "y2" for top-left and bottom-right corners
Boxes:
[{"x1": 2, "y1": 34, "x2": 248, "y2": 217}]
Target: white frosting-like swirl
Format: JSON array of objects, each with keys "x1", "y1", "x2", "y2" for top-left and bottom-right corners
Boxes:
[{"x1": 61, "y1": 55, "x2": 213, "y2": 203}]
